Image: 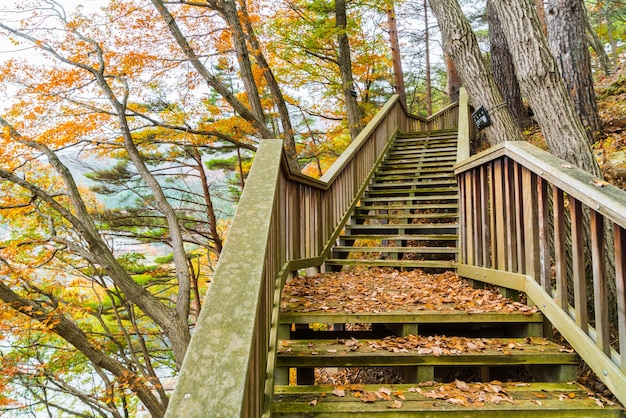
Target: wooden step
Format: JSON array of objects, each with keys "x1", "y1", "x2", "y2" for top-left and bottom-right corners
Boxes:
[
  {"x1": 344, "y1": 224, "x2": 458, "y2": 235},
  {"x1": 273, "y1": 383, "x2": 621, "y2": 417},
  {"x1": 356, "y1": 203, "x2": 459, "y2": 211},
  {"x1": 376, "y1": 167, "x2": 455, "y2": 176},
  {"x1": 325, "y1": 259, "x2": 458, "y2": 269},
  {"x1": 276, "y1": 336, "x2": 577, "y2": 370},
  {"x1": 374, "y1": 173, "x2": 456, "y2": 182},
  {"x1": 361, "y1": 195, "x2": 458, "y2": 203},
  {"x1": 369, "y1": 179, "x2": 457, "y2": 188},
  {"x1": 365, "y1": 187, "x2": 459, "y2": 196},
  {"x1": 352, "y1": 213, "x2": 458, "y2": 220},
  {"x1": 388, "y1": 145, "x2": 458, "y2": 154},
  {"x1": 333, "y1": 245, "x2": 458, "y2": 254},
  {"x1": 338, "y1": 234, "x2": 458, "y2": 241},
  {"x1": 280, "y1": 309, "x2": 543, "y2": 328}
]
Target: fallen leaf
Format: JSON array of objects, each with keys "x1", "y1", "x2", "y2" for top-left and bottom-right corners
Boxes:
[
  {"x1": 361, "y1": 391, "x2": 378, "y2": 403},
  {"x1": 309, "y1": 399, "x2": 318, "y2": 406},
  {"x1": 389, "y1": 400, "x2": 403, "y2": 409},
  {"x1": 332, "y1": 388, "x2": 345, "y2": 397},
  {"x1": 591, "y1": 179, "x2": 610, "y2": 187}
]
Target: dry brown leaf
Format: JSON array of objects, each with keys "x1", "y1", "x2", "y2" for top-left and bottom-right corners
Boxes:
[
  {"x1": 389, "y1": 400, "x2": 403, "y2": 409},
  {"x1": 309, "y1": 399, "x2": 318, "y2": 406},
  {"x1": 332, "y1": 388, "x2": 345, "y2": 397},
  {"x1": 361, "y1": 391, "x2": 378, "y2": 403}
]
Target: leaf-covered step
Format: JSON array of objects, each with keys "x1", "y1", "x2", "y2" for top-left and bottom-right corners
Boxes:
[
  {"x1": 276, "y1": 336, "x2": 578, "y2": 369},
  {"x1": 280, "y1": 310, "x2": 542, "y2": 327},
  {"x1": 325, "y1": 259, "x2": 457, "y2": 269},
  {"x1": 273, "y1": 382, "x2": 621, "y2": 417}
]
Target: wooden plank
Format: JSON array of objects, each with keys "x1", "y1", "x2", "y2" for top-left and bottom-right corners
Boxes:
[
  {"x1": 552, "y1": 186, "x2": 567, "y2": 309},
  {"x1": 514, "y1": 162, "x2": 525, "y2": 274},
  {"x1": 615, "y1": 224, "x2": 626, "y2": 372},
  {"x1": 273, "y1": 383, "x2": 623, "y2": 416},
  {"x1": 522, "y1": 168, "x2": 540, "y2": 280},
  {"x1": 537, "y1": 177, "x2": 550, "y2": 291},
  {"x1": 455, "y1": 141, "x2": 626, "y2": 230},
  {"x1": 494, "y1": 159, "x2": 507, "y2": 270},
  {"x1": 569, "y1": 197, "x2": 588, "y2": 333},
  {"x1": 480, "y1": 165, "x2": 491, "y2": 268},
  {"x1": 591, "y1": 210, "x2": 610, "y2": 355},
  {"x1": 504, "y1": 158, "x2": 518, "y2": 272}
]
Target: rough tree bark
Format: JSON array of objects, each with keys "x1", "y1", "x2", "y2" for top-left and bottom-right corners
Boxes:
[
  {"x1": 336, "y1": 0, "x2": 363, "y2": 140},
  {"x1": 386, "y1": 0, "x2": 407, "y2": 106},
  {"x1": 535, "y1": 0, "x2": 548, "y2": 33},
  {"x1": 428, "y1": 0, "x2": 522, "y2": 144},
  {"x1": 487, "y1": 0, "x2": 532, "y2": 128},
  {"x1": 445, "y1": 54, "x2": 461, "y2": 103},
  {"x1": 546, "y1": 0, "x2": 601, "y2": 140},
  {"x1": 424, "y1": 0, "x2": 432, "y2": 115},
  {"x1": 489, "y1": 0, "x2": 601, "y2": 175}
]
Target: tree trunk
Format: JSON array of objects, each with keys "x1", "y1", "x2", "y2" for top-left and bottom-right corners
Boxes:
[
  {"x1": 239, "y1": 0, "x2": 300, "y2": 166},
  {"x1": 583, "y1": 5, "x2": 613, "y2": 76},
  {"x1": 487, "y1": 0, "x2": 532, "y2": 128},
  {"x1": 218, "y1": 0, "x2": 266, "y2": 125},
  {"x1": 150, "y1": 0, "x2": 273, "y2": 140},
  {"x1": 424, "y1": 0, "x2": 432, "y2": 116},
  {"x1": 428, "y1": 0, "x2": 522, "y2": 145},
  {"x1": 190, "y1": 146, "x2": 223, "y2": 255},
  {"x1": 489, "y1": 0, "x2": 601, "y2": 176},
  {"x1": 386, "y1": 0, "x2": 407, "y2": 106},
  {"x1": 535, "y1": 0, "x2": 548, "y2": 33},
  {"x1": 546, "y1": 0, "x2": 601, "y2": 140},
  {"x1": 336, "y1": 0, "x2": 362, "y2": 140},
  {"x1": 445, "y1": 54, "x2": 461, "y2": 103}
]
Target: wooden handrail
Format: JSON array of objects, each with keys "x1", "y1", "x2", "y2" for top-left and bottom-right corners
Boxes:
[
  {"x1": 165, "y1": 96, "x2": 461, "y2": 417},
  {"x1": 455, "y1": 141, "x2": 626, "y2": 405}
]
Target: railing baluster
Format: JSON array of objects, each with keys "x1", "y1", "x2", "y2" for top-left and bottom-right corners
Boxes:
[
  {"x1": 504, "y1": 158, "x2": 518, "y2": 272},
  {"x1": 480, "y1": 165, "x2": 490, "y2": 269},
  {"x1": 522, "y1": 168, "x2": 540, "y2": 280},
  {"x1": 569, "y1": 197, "x2": 588, "y2": 332},
  {"x1": 615, "y1": 224, "x2": 626, "y2": 372},
  {"x1": 494, "y1": 159, "x2": 507, "y2": 270},
  {"x1": 538, "y1": 178, "x2": 550, "y2": 292},
  {"x1": 513, "y1": 162, "x2": 525, "y2": 274},
  {"x1": 591, "y1": 210, "x2": 610, "y2": 355},
  {"x1": 552, "y1": 186, "x2": 567, "y2": 308}
]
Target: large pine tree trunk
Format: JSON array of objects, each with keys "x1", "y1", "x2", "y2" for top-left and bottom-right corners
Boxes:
[
  {"x1": 336, "y1": 0, "x2": 363, "y2": 140},
  {"x1": 546, "y1": 0, "x2": 601, "y2": 140},
  {"x1": 445, "y1": 54, "x2": 461, "y2": 103},
  {"x1": 386, "y1": 0, "x2": 407, "y2": 106},
  {"x1": 487, "y1": 0, "x2": 532, "y2": 128},
  {"x1": 428, "y1": 0, "x2": 522, "y2": 145},
  {"x1": 489, "y1": 0, "x2": 600, "y2": 176}
]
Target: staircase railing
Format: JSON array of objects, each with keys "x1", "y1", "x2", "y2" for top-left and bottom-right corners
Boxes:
[
  {"x1": 455, "y1": 141, "x2": 626, "y2": 405},
  {"x1": 165, "y1": 95, "x2": 460, "y2": 417}
]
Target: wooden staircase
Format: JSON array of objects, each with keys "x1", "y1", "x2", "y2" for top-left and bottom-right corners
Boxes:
[
  {"x1": 272, "y1": 131, "x2": 622, "y2": 416},
  {"x1": 326, "y1": 130, "x2": 459, "y2": 271}
]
